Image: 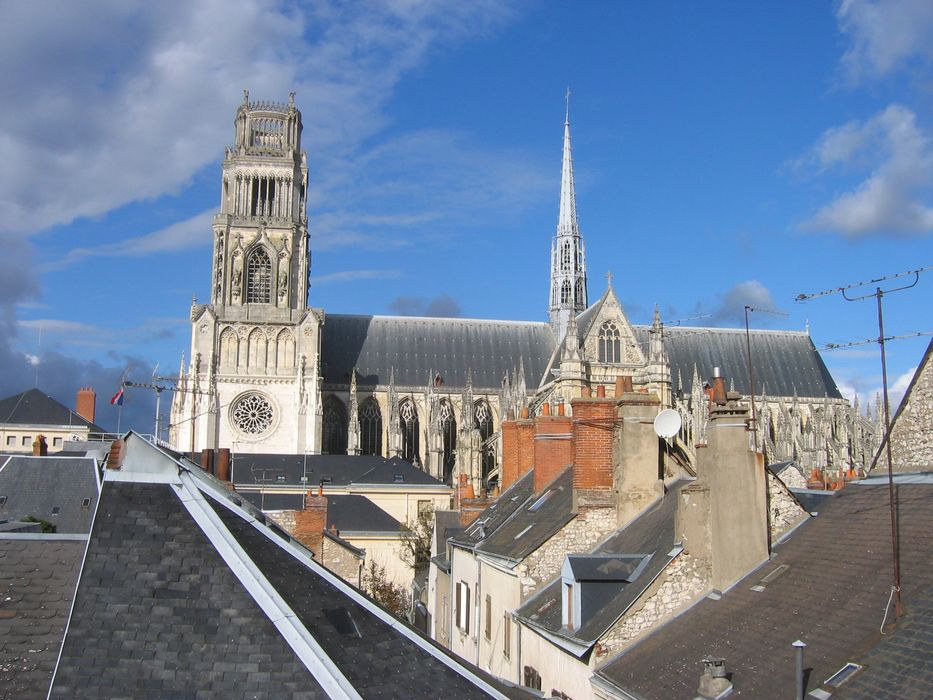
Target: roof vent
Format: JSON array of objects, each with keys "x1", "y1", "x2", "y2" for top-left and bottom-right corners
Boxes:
[
  {"x1": 323, "y1": 607, "x2": 362, "y2": 638},
  {"x1": 393, "y1": 473, "x2": 405, "y2": 483},
  {"x1": 698, "y1": 656, "x2": 732, "y2": 699}
]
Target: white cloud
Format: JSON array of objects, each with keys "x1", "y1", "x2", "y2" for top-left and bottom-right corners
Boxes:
[
  {"x1": 45, "y1": 210, "x2": 215, "y2": 270},
  {"x1": 798, "y1": 105, "x2": 933, "y2": 237},
  {"x1": 838, "y1": 0, "x2": 933, "y2": 81},
  {"x1": 0, "y1": 0, "x2": 519, "y2": 236}
]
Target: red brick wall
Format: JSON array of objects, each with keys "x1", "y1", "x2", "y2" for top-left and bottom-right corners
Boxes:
[
  {"x1": 533, "y1": 415, "x2": 573, "y2": 492},
  {"x1": 570, "y1": 399, "x2": 617, "y2": 491},
  {"x1": 501, "y1": 418, "x2": 535, "y2": 491},
  {"x1": 293, "y1": 492, "x2": 328, "y2": 557}
]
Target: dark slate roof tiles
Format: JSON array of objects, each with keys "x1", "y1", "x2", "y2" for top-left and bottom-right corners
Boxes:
[
  {"x1": 0, "y1": 456, "x2": 100, "y2": 534},
  {"x1": 209, "y1": 494, "x2": 496, "y2": 699},
  {"x1": 326, "y1": 494, "x2": 401, "y2": 534},
  {"x1": 0, "y1": 538, "x2": 84, "y2": 700},
  {"x1": 49, "y1": 481, "x2": 325, "y2": 699},
  {"x1": 231, "y1": 453, "x2": 444, "y2": 488},
  {"x1": 594, "y1": 484, "x2": 933, "y2": 699},
  {"x1": 0, "y1": 388, "x2": 104, "y2": 432}
]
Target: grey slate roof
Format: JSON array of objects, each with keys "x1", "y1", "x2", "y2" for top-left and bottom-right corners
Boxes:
[
  {"x1": 516, "y1": 480, "x2": 688, "y2": 649},
  {"x1": 593, "y1": 483, "x2": 933, "y2": 699},
  {"x1": 835, "y1": 583, "x2": 933, "y2": 699},
  {"x1": 322, "y1": 314, "x2": 556, "y2": 389},
  {"x1": 50, "y1": 481, "x2": 325, "y2": 699},
  {"x1": 232, "y1": 453, "x2": 446, "y2": 488},
  {"x1": 321, "y1": 312, "x2": 840, "y2": 399},
  {"x1": 450, "y1": 467, "x2": 577, "y2": 564},
  {"x1": 326, "y1": 494, "x2": 401, "y2": 535},
  {"x1": 47, "y1": 433, "x2": 514, "y2": 699},
  {"x1": 0, "y1": 456, "x2": 100, "y2": 534},
  {"x1": 0, "y1": 388, "x2": 104, "y2": 432},
  {"x1": 0, "y1": 537, "x2": 84, "y2": 700}
]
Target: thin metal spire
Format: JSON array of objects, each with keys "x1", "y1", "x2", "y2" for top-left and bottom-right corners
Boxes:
[{"x1": 557, "y1": 94, "x2": 578, "y2": 237}]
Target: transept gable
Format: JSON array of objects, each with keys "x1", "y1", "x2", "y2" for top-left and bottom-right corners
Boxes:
[{"x1": 580, "y1": 286, "x2": 646, "y2": 367}]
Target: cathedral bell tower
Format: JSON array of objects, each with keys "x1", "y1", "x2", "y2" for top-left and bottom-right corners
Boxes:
[
  {"x1": 549, "y1": 91, "x2": 588, "y2": 342},
  {"x1": 170, "y1": 92, "x2": 323, "y2": 456}
]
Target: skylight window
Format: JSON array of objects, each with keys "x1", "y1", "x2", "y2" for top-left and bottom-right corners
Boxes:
[
  {"x1": 825, "y1": 663, "x2": 863, "y2": 688},
  {"x1": 393, "y1": 473, "x2": 405, "y2": 483},
  {"x1": 514, "y1": 525, "x2": 534, "y2": 540},
  {"x1": 51, "y1": 506, "x2": 60, "y2": 515},
  {"x1": 81, "y1": 497, "x2": 91, "y2": 508},
  {"x1": 0, "y1": 495, "x2": 7, "y2": 505},
  {"x1": 275, "y1": 474, "x2": 286, "y2": 483},
  {"x1": 528, "y1": 490, "x2": 553, "y2": 512}
]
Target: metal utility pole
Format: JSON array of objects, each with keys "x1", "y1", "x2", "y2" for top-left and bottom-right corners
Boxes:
[{"x1": 796, "y1": 265, "x2": 931, "y2": 621}]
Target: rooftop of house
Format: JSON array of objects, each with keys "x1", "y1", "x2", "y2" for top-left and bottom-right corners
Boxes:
[
  {"x1": 593, "y1": 479, "x2": 933, "y2": 699},
  {"x1": 231, "y1": 453, "x2": 448, "y2": 489},
  {"x1": 0, "y1": 536, "x2": 85, "y2": 700},
  {"x1": 450, "y1": 467, "x2": 576, "y2": 563},
  {"x1": 46, "y1": 433, "x2": 521, "y2": 699},
  {"x1": 0, "y1": 388, "x2": 104, "y2": 433},
  {"x1": 516, "y1": 479, "x2": 690, "y2": 653},
  {"x1": 0, "y1": 455, "x2": 101, "y2": 534}
]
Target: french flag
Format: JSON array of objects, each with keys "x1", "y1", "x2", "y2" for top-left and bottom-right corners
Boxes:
[{"x1": 110, "y1": 388, "x2": 125, "y2": 406}]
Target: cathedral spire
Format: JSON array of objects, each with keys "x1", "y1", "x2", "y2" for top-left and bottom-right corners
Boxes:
[{"x1": 549, "y1": 90, "x2": 588, "y2": 342}]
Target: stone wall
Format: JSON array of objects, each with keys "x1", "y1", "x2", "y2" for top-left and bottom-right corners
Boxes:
[
  {"x1": 888, "y1": 345, "x2": 933, "y2": 472},
  {"x1": 322, "y1": 535, "x2": 364, "y2": 587},
  {"x1": 767, "y1": 472, "x2": 809, "y2": 541},
  {"x1": 518, "y1": 506, "x2": 617, "y2": 597},
  {"x1": 266, "y1": 510, "x2": 296, "y2": 532},
  {"x1": 594, "y1": 553, "x2": 709, "y2": 661}
]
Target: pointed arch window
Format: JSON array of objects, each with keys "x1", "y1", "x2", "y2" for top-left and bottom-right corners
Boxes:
[
  {"x1": 400, "y1": 399, "x2": 420, "y2": 465},
  {"x1": 247, "y1": 329, "x2": 267, "y2": 371},
  {"x1": 561, "y1": 241, "x2": 572, "y2": 271},
  {"x1": 322, "y1": 396, "x2": 348, "y2": 455},
  {"x1": 561, "y1": 280, "x2": 572, "y2": 305},
  {"x1": 246, "y1": 247, "x2": 273, "y2": 303},
  {"x1": 440, "y1": 400, "x2": 457, "y2": 483},
  {"x1": 598, "y1": 321, "x2": 622, "y2": 364},
  {"x1": 474, "y1": 401, "x2": 495, "y2": 482},
  {"x1": 275, "y1": 328, "x2": 295, "y2": 370},
  {"x1": 359, "y1": 399, "x2": 382, "y2": 456},
  {"x1": 575, "y1": 279, "x2": 585, "y2": 308}
]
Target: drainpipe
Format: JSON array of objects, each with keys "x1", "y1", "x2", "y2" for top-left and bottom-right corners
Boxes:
[{"x1": 475, "y1": 560, "x2": 483, "y2": 668}]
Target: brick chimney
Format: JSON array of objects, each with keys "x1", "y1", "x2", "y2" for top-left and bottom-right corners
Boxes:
[
  {"x1": 106, "y1": 439, "x2": 126, "y2": 470},
  {"x1": 533, "y1": 409, "x2": 573, "y2": 493},
  {"x1": 199, "y1": 449, "x2": 214, "y2": 473},
  {"x1": 677, "y1": 384, "x2": 769, "y2": 592},
  {"x1": 614, "y1": 387, "x2": 664, "y2": 525},
  {"x1": 75, "y1": 387, "x2": 96, "y2": 424},
  {"x1": 500, "y1": 411, "x2": 535, "y2": 491},
  {"x1": 215, "y1": 448, "x2": 231, "y2": 482},
  {"x1": 570, "y1": 394, "x2": 616, "y2": 493},
  {"x1": 32, "y1": 435, "x2": 48, "y2": 457},
  {"x1": 293, "y1": 488, "x2": 328, "y2": 557}
]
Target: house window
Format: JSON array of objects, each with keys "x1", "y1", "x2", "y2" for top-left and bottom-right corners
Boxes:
[
  {"x1": 564, "y1": 581, "x2": 574, "y2": 628},
  {"x1": 455, "y1": 581, "x2": 471, "y2": 634},
  {"x1": 598, "y1": 320, "x2": 622, "y2": 364},
  {"x1": 5, "y1": 436, "x2": 13, "y2": 446},
  {"x1": 503, "y1": 612, "x2": 511, "y2": 659},
  {"x1": 484, "y1": 594, "x2": 492, "y2": 640},
  {"x1": 417, "y1": 500, "x2": 432, "y2": 516},
  {"x1": 523, "y1": 666, "x2": 542, "y2": 691},
  {"x1": 22, "y1": 436, "x2": 31, "y2": 446},
  {"x1": 53, "y1": 437, "x2": 62, "y2": 447}
]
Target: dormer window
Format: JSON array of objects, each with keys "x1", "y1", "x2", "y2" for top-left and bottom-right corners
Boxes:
[{"x1": 561, "y1": 553, "x2": 651, "y2": 632}]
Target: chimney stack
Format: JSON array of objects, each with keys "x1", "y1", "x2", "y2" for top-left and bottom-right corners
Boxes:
[
  {"x1": 710, "y1": 367, "x2": 727, "y2": 406},
  {"x1": 75, "y1": 387, "x2": 97, "y2": 424},
  {"x1": 678, "y1": 378, "x2": 769, "y2": 592},
  {"x1": 106, "y1": 439, "x2": 126, "y2": 470},
  {"x1": 293, "y1": 490, "x2": 329, "y2": 557},
  {"x1": 614, "y1": 387, "x2": 664, "y2": 525},
  {"x1": 698, "y1": 657, "x2": 732, "y2": 699},
  {"x1": 215, "y1": 448, "x2": 231, "y2": 482},
  {"x1": 32, "y1": 435, "x2": 48, "y2": 457},
  {"x1": 533, "y1": 406, "x2": 573, "y2": 493},
  {"x1": 500, "y1": 408, "x2": 535, "y2": 491},
  {"x1": 200, "y1": 449, "x2": 213, "y2": 473}
]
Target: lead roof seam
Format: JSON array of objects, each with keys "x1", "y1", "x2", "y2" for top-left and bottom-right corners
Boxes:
[
  {"x1": 206, "y1": 485, "x2": 511, "y2": 699},
  {"x1": 177, "y1": 472, "x2": 361, "y2": 700}
]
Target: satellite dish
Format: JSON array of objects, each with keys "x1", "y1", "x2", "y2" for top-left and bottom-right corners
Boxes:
[{"x1": 653, "y1": 409, "x2": 682, "y2": 439}]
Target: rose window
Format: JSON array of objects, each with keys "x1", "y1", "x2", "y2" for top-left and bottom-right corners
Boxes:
[{"x1": 231, "y1": 393, "x2": 275, "y2": 435}]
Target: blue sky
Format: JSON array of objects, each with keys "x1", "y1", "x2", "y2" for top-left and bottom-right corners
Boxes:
[{"x1": 1, "y1": 0, "x2": 931, "y2": 433}]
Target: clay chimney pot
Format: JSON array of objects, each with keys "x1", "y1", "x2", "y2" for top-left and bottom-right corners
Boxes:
[
  {"x1": 596, "y1": 385, "x2": 606, "y2": 398},
  {"x1": 542, "y1": 402, "x2": 551, "y2": 416}
]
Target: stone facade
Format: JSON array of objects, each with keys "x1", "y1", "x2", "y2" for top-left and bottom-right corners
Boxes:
[
  {"x1": 595, "y1": 553, "x2": 710, "y2": 660},
  {"x1": 886, "y1": 341, "x2": 933, "y2": 472},
  {"x1": 519, "y1": 506, "x2": 617, "y2": 596},
  {"x1": 767, "y1": 472, "x2": 809, "y2": 541},
  {"x1": 321, "y1": 534, "x2": 364, "y2": 587}
]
